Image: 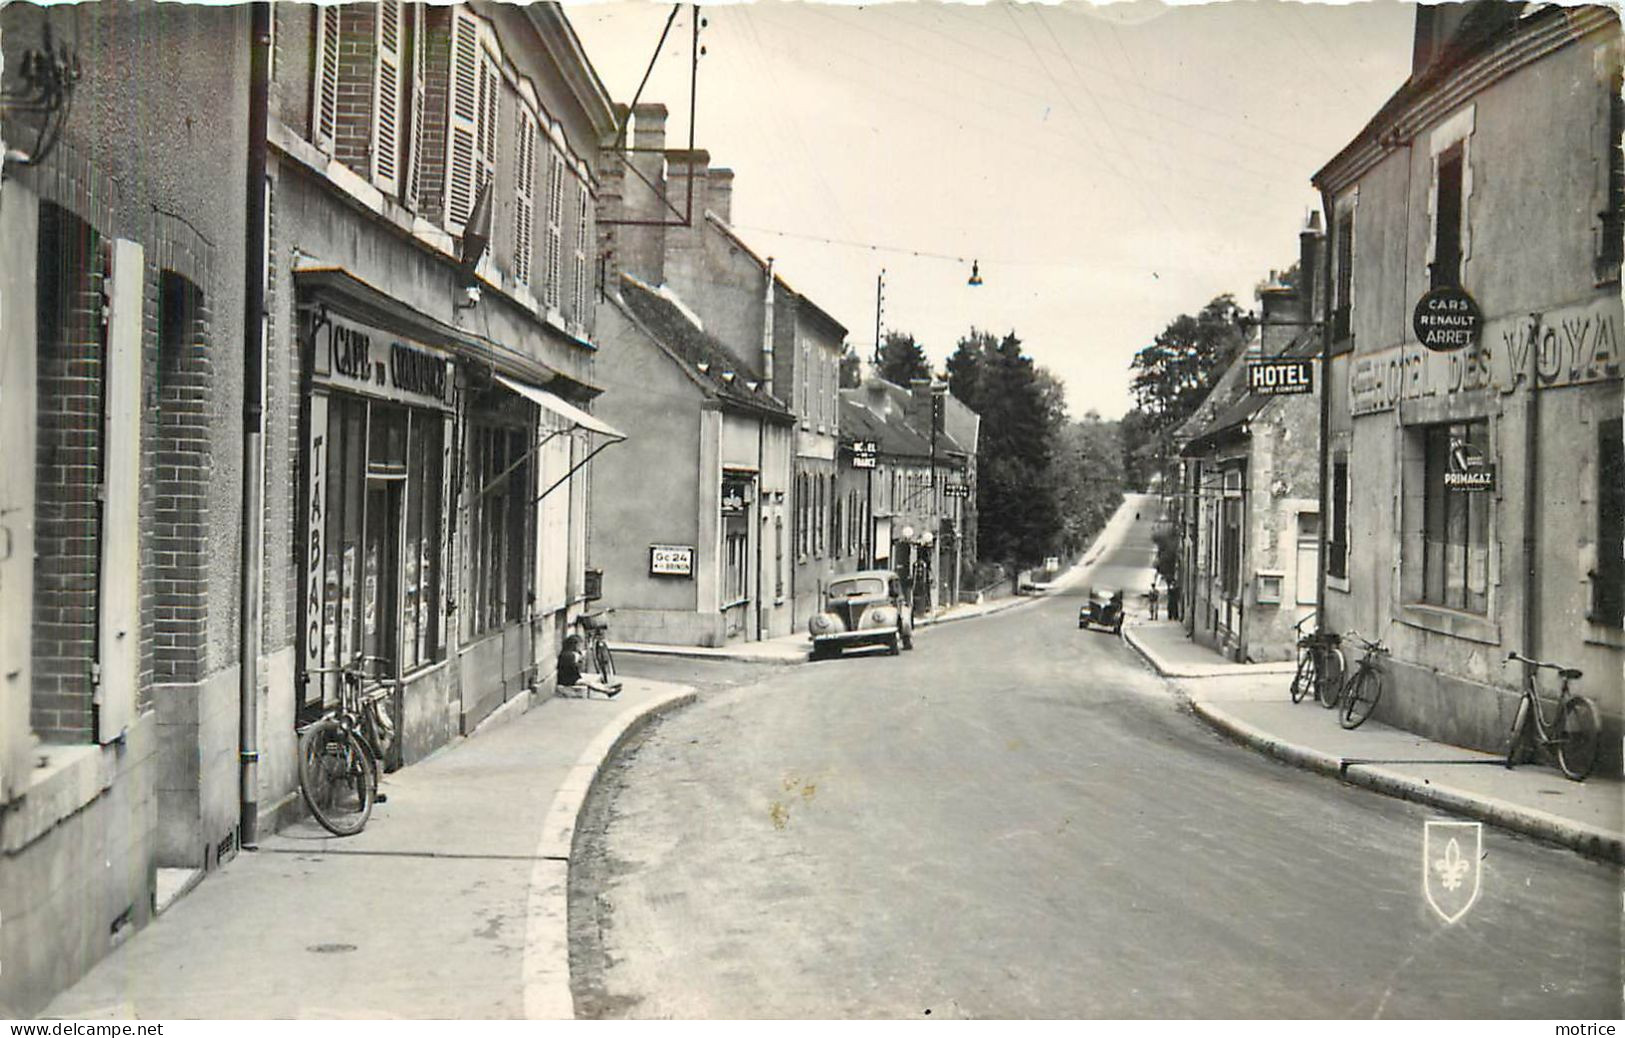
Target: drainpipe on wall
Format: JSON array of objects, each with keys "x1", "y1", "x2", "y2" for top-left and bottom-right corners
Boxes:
[
  {"x1": 1523, "y1": 313, "x2": 1542, "y2": 668},
  {"x1": 239, "y1": 1, "x2": 271, "y2": 851},
  {"x1": 1315, "y1": 187, "x2": 1335, "y2": 636}
]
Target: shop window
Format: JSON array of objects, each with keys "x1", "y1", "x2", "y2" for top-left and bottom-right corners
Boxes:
[
  {"x1": 1594, "y1": 418, "x2": 1624, "y2": 627},
  {"x1": 315, "y1": 397, "x2": 445, "y2": 702},
  {"x1": 1421, "y1": 421, "x2": 1490, "y2": 613},
  {"x1": 467, "y1": 422, "x2": 531, "y2": 637},
  {"x1": 1327, "y1": 457, "x2": 1348, "y2": 580}
]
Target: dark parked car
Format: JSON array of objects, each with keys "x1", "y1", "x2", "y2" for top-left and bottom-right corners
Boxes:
[
  {"x1": 809, "y1": 569, "x2": 915, "y2": 658},
  {"x1": 1079, "y1": 587, "x2": 1124, "y2": 634}
]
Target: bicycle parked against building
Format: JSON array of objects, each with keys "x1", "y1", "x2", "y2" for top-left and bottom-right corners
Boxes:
[
  {"x1": 299, "y1": 654, "x2": 400, "y2": 837},
  {"x1": 1503, "y1": 651, "x2": 1600, "y2": 781},
  {"x1": 574, "y1": 607, "x2": 616, "y2": 685},
  {"x1": 1289, "y1": 613, "x2": 1344, "y2": 709},
  {"x1": 1337, "y1": 631, "x2": 1389, "y2": 730}
]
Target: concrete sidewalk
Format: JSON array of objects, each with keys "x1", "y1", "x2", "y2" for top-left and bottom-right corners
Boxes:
[
  {"x1": 1124, "y1": 620, "x2": 1624, "y2": 863},
  {"x1": 42, "y1": 677, "x2": 696, "y2": 1020}
]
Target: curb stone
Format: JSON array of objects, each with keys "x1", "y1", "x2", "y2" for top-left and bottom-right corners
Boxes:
[
  {"x1": 1123, "y1": 625, "x2": 1625, "y2": 865},
  {"x1": 522, "y1": 685, "x2": 698, "y2": 1020}
]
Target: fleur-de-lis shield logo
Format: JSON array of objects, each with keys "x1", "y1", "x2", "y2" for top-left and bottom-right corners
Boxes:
[{"x1": 1423, "y1": 820, "x2": 1482, "y2": 924}]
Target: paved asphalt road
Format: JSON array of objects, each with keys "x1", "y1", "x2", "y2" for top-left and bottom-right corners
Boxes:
[{"x1": 570, "y1": 500, "x2": 1623, "y2": 1019}]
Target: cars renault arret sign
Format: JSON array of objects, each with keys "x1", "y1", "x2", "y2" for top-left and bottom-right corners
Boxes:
[{"x1": 1413, "y1": 287, "x2": 1482, "y2": 353}]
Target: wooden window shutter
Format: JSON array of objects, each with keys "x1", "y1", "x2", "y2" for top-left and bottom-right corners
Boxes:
[
  {"x1": 445, "y1": 8, "x2": 481, "y2": 232},
  {"x1": 312, "y1": 5, "x2": 341, "y2": 154},
  {"x1": 98, "y1": 240, "x2": 144, "y2": 744},
  {"x1": 545, "y1": 149, "x2": 563, "y2": 309},
  {"x1": 573, "y1": 183, "x2": 589, "y2": 326},
  {"x1": 514, "y1": 111, "x2": 536, "y2": 287},
  {"x1": 476, "y1": 41, "x2": 499, "y2": 193},
  {"x1": 372, "y1": 0, "x2": 405, "y2": 196},
  {"x1": 404, "y1": 2, "x2": 427, "y2": 211}
]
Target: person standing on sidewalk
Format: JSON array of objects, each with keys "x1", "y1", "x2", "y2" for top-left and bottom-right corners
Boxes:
[{"x1": 1148, "y1": 583, "x2": 1160, "y2": 621}]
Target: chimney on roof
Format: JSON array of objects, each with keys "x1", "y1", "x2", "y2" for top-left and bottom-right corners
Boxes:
[
  {"x1": 664, "y1": 147, "x2": 711, "y2": 248},
  {"x1": 616, "y1": 103, "x2": 670, "y2": 285},
  {"x1": 1299, "y1": 209, "x2": 1325, "y2": 330},
  {"x1": 707, "y1": 168, "x2": 734, "y2": 225}
]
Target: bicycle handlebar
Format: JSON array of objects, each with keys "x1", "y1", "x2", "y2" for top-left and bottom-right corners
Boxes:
[
  {"x1": 1504, "y1": 651, "x2": 1571, "y2": 672},
  {"x1": 1343, "y1": 629, "x2": 1387, "y2": 652}
]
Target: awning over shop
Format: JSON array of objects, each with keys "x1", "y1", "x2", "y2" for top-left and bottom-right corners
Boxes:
[{"x1": 494, "y1": 374, "x2": 625, "y2": 441}]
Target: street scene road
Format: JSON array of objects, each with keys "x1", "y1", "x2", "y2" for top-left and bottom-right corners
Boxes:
[{"x1": 570, "y1": 501, "x2": 1623, "y2": 1019}]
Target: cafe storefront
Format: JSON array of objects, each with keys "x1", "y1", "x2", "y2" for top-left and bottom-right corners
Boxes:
[{"x1": 299, "y1": 305, "x2": 458, "y2": 764}]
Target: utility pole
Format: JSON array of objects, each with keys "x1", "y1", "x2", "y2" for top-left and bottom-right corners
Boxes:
[{"x1": 873, "y1": 269, "x2": 885, "y2": 367}]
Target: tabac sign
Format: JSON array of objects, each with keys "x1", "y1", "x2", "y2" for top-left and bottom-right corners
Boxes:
[
  {"x1": 316, "y1": 312, "x2": 454, "y2": 410},
  {"x1": 1412, "y1": 287, "x2": 1482, "y2": 353}
]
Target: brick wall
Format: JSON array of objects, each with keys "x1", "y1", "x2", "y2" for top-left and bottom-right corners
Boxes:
[
  {"x1": 151, "y1": 273, "x2": 213, "y2": 683},
  {"x1": 416, "y1": 5, "x2": 453, "y2": 228},
  {"x1": 31, "y1": 204, "x2": 107, "y2": 743},
  {"x1": 333, "y1": 4, "x2": 378, "y2": 177}
]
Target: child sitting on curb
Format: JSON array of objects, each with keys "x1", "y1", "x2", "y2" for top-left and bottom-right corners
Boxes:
[{"x1": 557, "y1": 634, "x2": 622, "y2": 699}]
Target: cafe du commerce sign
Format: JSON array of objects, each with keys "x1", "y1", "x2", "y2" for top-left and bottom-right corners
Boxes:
[
  {"x1": 316, "y1": 312, "x2": 453, "y2": 409},
  {"x1": 1413, "y1": 286, "x2": 1482, "y2": 353}
]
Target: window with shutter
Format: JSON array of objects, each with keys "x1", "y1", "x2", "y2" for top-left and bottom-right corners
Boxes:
[
  {"x1": 540, "y1": 150, "x2": 562, "y2": 310},
  {"x1": 372, "y1": 0, "x2": 405, "y2": 196},
  {"x1": 572, "y1": 183, "x2": 590, "y2": 326},
  {"x1": 514, "y1": 110, "x2": 537, "y2": 287},
  {"x1": 445, "y1": 9, "x2": 482, "y2": 232},
  {"x1": 404, "y1": 2, "x2": 427, "y2": 211},
  {"x1": 312, "y1": 5, "x2": 341, "y2": 153}
]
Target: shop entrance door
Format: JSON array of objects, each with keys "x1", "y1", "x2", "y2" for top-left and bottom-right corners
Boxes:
[{"x1": 362, "y1": 478, "x2": 402, "y2": 674}]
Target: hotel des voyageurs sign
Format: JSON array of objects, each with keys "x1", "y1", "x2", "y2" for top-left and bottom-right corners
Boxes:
[{"x1": 1350, "y1": 295, "x2": 1622, "y2": 416}]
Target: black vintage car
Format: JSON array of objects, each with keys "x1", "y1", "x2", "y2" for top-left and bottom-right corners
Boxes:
[{"x1": 1078, "y1": 587, "x2": 1124, "y2": 634}]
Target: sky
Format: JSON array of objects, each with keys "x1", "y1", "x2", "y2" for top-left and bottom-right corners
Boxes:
[{"x1": 568, "y1": 0, "x2": 1418, "y2": 420}]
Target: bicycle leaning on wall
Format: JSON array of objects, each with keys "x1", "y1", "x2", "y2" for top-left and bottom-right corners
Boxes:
[
  {"x1": 299, "y1": 654, "x2": 400, "y2": 837},
  {"x1": 1289, "y1": 612, "x2": 1344, "y2": 709},
  {"x1": 1336, "y1": 631, "x2": 1389, "y2": 730},
  {"x1": 1503, "y1": 651, "x2": 1600, "y2": 782}
]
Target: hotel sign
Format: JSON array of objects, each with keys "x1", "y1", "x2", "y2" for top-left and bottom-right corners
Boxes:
[
  {"x1": 851, "y1": 440, "x2": 878, "y2": 469},
  {"x1": 1247, "y1": 359, "x2": 1314, "y2": 395}
]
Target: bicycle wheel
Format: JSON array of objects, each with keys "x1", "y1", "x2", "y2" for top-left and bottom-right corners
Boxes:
[
  {"x1": 1290, "y1": 651, "x2": 1315, "y2": 703},
  {"x1": 1504, "y1": 697, "x2": 1531, "y2": 769},
  {"x1": 299, "y1": 719, "x2": 376, "y2": 837},
  {"x1": 1317, "y1": 647, "x2": 1346, "y2": 709},
  {"x1": 1555, "y1": 696, "x2": 1601, "y2": 782},
  {"x1": 1340, "y1": 668, "x2": 1383, "y2": 730}
]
